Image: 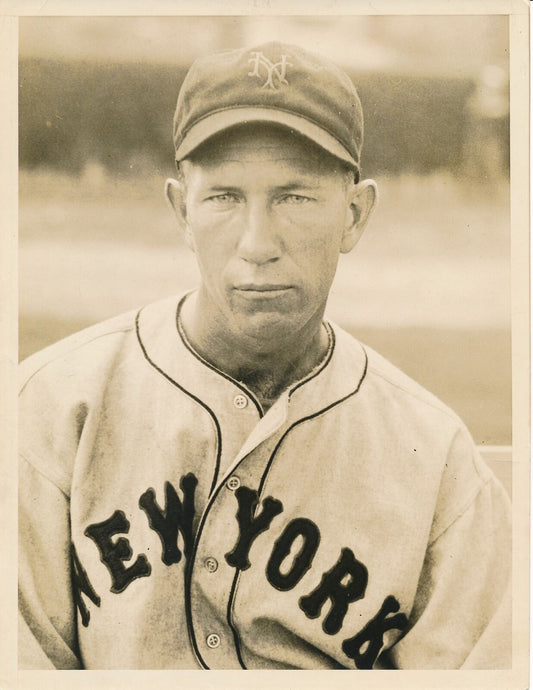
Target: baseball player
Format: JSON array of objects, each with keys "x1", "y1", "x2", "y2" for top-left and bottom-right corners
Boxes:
[{"x1": 19, "y1": 42, "x2": 511, "y2": 670}]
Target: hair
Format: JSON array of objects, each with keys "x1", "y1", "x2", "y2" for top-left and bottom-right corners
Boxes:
[{"x1": 175, "y1": 161, "x2": 186, "y2": 187}]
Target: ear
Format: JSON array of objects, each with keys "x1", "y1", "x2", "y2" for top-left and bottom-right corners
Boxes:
[
  {"x1": 340, "y1": 179, "x2": 378, "y2": 254},
  {"x1": 164, "y1": 177, "x2": 194, "y2": 251}
]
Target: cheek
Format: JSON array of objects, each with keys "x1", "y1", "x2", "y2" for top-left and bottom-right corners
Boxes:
[
  {"x1": 284, "y1": 215, "x2": 344, "y2": 271},
  {"x1": 193, "y1": 238, "x2": 231, "y2": 284},
  {"x1": 187, "y1": 217, "x2": 235, "y2": 269}
]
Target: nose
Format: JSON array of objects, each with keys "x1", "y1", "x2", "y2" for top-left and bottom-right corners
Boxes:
[{"x1": 236, "y1": 200, "x2": 281, "y2": 265}]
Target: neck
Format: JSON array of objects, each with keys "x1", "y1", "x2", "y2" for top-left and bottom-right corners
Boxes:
[{"x1": 179, "y1": 292, "x2": 330, "y2": 412}]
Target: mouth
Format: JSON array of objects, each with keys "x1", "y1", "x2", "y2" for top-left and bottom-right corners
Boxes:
[
  {"x1": 234, "y1": 284, "x2": 292, "y2": 296},
  {"x1": 236, "y1": 283, "x2": 291, "y2": 291}
]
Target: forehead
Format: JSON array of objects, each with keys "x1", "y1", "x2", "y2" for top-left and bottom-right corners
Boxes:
[{"x1": 183, "y1": 123, "x2": 350, "y2": 178}]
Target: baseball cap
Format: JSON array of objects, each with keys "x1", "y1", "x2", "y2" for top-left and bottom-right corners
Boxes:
[{"x1": 173, "y1": 42, "x2": 364, "y2": 175}]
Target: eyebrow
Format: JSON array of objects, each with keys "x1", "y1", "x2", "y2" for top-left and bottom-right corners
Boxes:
[
  {"x1": 274, "y1": 182, "x2": 322, "y2": 192},
  {"x1": 202, "y1": 182, "x2": 322, "y2": 194},
  {"x1": 203, "y1": 185, "x2": 242, "y2": 193}
]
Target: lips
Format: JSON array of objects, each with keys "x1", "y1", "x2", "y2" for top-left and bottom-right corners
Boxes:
[
  {"x1": 233, "y1": 284, "x2": 293, "y2": 301},
  {"x1": 235, "y1": 283, "x2": 292, "y2": 292}
]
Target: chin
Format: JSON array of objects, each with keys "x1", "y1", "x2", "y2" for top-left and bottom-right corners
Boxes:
[{"x1": 236, "y1": 310, "x2": 300, "y2": 345}]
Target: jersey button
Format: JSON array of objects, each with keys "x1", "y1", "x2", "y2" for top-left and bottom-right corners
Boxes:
[
  {"x1": 206, "y1": 633, "x2": 221, "y2": 649},
  {"x1": 226, "y1": 475, "x2": 241, "y2": 491},
  {"x1": 204, "y1": 557, "x2": 218, "y2": 573},
  {"x1": 233, "y1": 394, "x2": 248, "y2": 409}
]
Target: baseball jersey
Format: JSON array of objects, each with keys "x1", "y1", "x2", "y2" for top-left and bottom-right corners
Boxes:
[{"x1": 19, "y1": 292, "x2": 511, "y2": 670}]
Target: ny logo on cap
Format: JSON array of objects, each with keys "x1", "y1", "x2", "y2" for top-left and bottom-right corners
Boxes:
[{"x1": 248, "y1": 51, "x2": 292, "y2": 90}]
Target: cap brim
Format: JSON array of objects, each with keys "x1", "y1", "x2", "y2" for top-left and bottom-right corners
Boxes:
[{"x1": 175, "y1": 107, "x2": 357, "y2": 169}]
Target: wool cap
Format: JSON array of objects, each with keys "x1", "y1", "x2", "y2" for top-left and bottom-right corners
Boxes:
[{"x1": 173, "y1": 41, "x2": 364, "y2": 173}]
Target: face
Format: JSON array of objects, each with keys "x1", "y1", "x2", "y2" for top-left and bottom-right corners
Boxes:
[{"x1": 171, "y1": 124, "x2": 375, "y2": 349}]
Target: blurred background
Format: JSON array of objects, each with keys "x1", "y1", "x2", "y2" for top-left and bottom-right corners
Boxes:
[{"x1": 19, "y1": 16, "x2": 511, "y2": 473}]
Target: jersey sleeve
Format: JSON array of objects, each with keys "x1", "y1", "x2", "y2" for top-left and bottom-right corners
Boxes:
[
  {"x1": 17, "y1": 321, "x2": 137, "y2": 669},
  {"x1": 384, "y1": 430, "x2": 512, "y2": 669},
  {"x1": 18, "y1": 454, "x2": 82, "y2": 669}
]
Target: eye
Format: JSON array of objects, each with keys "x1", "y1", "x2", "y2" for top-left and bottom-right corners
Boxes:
[
  {"x1": 279, "y1": 194, "x2": 313, "y2": 205},
  {"x1": 205, "y1": 192, "x2": 240, "y2": 205}
]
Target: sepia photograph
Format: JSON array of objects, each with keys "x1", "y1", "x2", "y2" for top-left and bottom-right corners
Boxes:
[{"x1": 4, "y1": 1, "x2": 529, "y2": 688}]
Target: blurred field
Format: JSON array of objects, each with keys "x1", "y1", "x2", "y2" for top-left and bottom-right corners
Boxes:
[
  {"x1": 19, "y1": 168, "x2": 511, "y2": 445},
  {"x1": 18, "y1": 56, "x2": 494, "y2": 179}
]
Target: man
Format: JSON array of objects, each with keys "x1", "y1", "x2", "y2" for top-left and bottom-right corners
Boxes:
[{"x1": 19, "y1": 42, "x2": 510, "y2": 670}]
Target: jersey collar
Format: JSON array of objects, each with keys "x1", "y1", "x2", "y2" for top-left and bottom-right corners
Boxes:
[{"x1": 136, "y1": 292, "x2": 368, "y2": 432}]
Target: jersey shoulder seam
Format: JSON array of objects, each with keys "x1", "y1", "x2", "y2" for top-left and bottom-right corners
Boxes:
[
  {"x1": 19, "y1": 449, "x2": 71, "y2": 499},
  {"x1": 366, "y1": 362, "x2": 461, "y2": 427},
  {"x1": 19, "y1": 320, "x2": 136, "y2": 396},
  {"x1": 428, "y1": 473, "x2": 493, "y2": 547}
]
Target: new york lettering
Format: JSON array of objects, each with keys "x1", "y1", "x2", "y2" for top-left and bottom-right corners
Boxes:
[
  {"x1": 225, "y1": 486, "x2": 283, "y2": 570},
  {"x1": 139, "y1": 473, "x2": 198, "y2": 565},
  {"x1": 342, "y1": 595, "x2": 409, "y2": 669},
  {"x1": 77, "y1": 472, "x2": 407, "y2": 667},
  {"x1": 71, "y1": 542, "x2": 101, "y2": 626},
  {"x1": 266, "y1": 517, "x2": 320, "y2": 590},
  {"x1": 84, "y1": 509, "x2": 152, "y2": 593},
  {"x1": 299, "y1": 547, "x2": 368, "y2": 635}
]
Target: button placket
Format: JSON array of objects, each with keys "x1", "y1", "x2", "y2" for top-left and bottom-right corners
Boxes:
[
  {"x1": 189, "y1": 397, "x2": 283, "y2": 669},
  {"x1": 204, "y1": 557, "x2": 218, "y2": 573},
  {"x1": 189, "y1": 480, "x2": 248, "y2": 669},
  {"x1": 233, "y1": 394, "x2": 248, "y2": 409},
  {"x1": 206, "y1": 633, "x2": 221, "y2": 649},
  {"x1": 226, "y1": 475, "x2": 241, "y2": 491}
]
